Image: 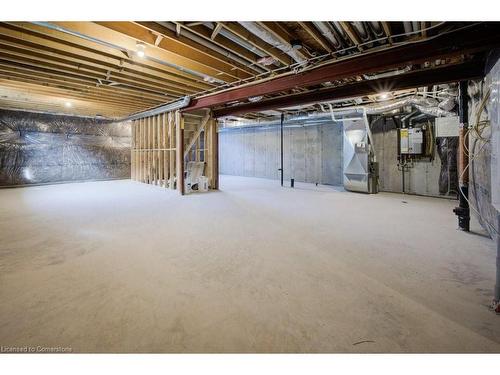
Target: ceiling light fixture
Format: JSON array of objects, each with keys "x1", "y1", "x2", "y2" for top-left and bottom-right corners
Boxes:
[
  {"x1": 136, "y1": 41, "x2": 146, "y2": 58},
  {"x1": 65, "y1": 102, "x2": 72, "y2": 108},
  {"x1": 379, "y1": 92, "x2": 390, "y2": 100}
]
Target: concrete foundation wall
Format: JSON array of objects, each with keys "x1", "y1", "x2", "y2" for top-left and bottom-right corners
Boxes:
[
  {"x1": 219, "y1": 123, "x2": 343, "y2": 185},
  {"x1": 372, "y1": 125, "x2": 444, "y2": 197}
]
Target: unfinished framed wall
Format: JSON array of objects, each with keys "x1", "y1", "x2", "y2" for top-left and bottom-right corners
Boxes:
[{"x1": 130, "y1": 110, "x2": 218, "y2": 194}]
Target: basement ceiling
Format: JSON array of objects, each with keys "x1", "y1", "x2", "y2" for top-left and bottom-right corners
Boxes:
[{"x1": 0, "y1": 21, "x2": 489, "y2": 118}]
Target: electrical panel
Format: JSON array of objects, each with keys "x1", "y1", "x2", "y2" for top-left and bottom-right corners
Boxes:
[{"x1": 399, "y1": 128, "x2": 423, "y2": 154}]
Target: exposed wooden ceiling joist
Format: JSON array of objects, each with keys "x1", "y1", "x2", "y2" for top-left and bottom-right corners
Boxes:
[{"x1": 185, "y1": 23, "x2": 500, "y2": 112}]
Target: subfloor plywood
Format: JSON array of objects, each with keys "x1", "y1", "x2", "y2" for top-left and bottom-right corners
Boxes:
[{"x1": 0, "y1": 176, "x2": 498, "y2": 353}]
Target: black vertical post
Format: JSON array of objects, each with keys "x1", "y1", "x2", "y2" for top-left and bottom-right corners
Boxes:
[
  {"x1": 453, "y1": 81, "x2": 470, "y2": 231},
  {"x1": 280, "y1": 113, "x2": 284, "y2": 187}
]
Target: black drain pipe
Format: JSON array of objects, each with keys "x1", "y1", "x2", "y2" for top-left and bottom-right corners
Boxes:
[
  {"x1": 279, "y1": 113, "x2": 284, "y2": 187},
  {"x1": 495, "y1": 213, "x2": 500, "y2": 309},
  {"x1": 453, "y1": 81, "x2": 470, "y2": 231}
]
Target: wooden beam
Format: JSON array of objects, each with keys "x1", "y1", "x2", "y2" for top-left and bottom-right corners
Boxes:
[
  {"x1": 95, "y1": 21, "x2": 251, "y2": 81},
  {"x1": 381, "y1": 22, "x2": 392, "y2": 43},
  {"x1": 211, "y1": 22, "x2": 223, "y2": 40},
  {"x1": 176, "y1": 111, "x2": 185, "y2": 195},
  {"x1": 0, "y1": 46, "x2": 196, "y2": 96},
  {"x1": 298, "y1": 22, "x2": 333, "y2": 53},
  {"x1": 206, "y1": 118, "x2": 219, "y2": 189},
  {"x1": 169, "y1": 112, "x2": 175, "y2": 189},
  {"x1": 222, "y1": 22, "x2": 293, "y2": 67},
  {"x1": 154, "y1": 34, "x2": 163, "y2": 46},
  {"x1": 181, "y1": 23, "x2": 269, "y2": 72},
  {"x1": 184, "y1": 112, "x2": 211, "y2": 158},
  {"x1": 186, "y1": 23, "x2": 500, "y2": 111},
  {"x1": 2, "y1": 22, "x2": 213, "y2": 90},
  {"x1": 257, "y1": 22, "x2": 309, "y2": 61},
  {"x1": 339, "y1": 22, "x2": 363, "y2": 50}
]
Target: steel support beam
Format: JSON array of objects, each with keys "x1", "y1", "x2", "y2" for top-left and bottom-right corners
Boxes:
[{"x1": 213, "y1": 58, "x2": 485, "y2": 117}]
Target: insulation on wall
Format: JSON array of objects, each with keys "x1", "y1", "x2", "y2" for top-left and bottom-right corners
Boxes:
[
  {"x1": 219, "y1": 122, "x2": 343, "y2": 185},
  {"x1": 0, "y1": 109, "x2": 131, "y2": 186},
  {"x1": 468, "y1": 50, "x2": 500, "y2": 238}
]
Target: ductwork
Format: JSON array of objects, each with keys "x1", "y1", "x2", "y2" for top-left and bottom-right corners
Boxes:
[
  {"x1": 313, "y1": 22, "x2": 342, "y2": 49},
  {"x1": 362, "y1": 96, "x2": 455, "y2": 117},
  {"x1": 220, "y1": 95, "x2": 455, "y2": 130},
  {"x1": 403, "y1": 22, "x2": 413, "y2": 34},
  {"x1": 122, "y1": 96, "x2": 191, "y2": 121},
  {"x1": 239, "y1": 22, "x2": 307, "y2": 65},
  {"x1": 157, "y1": 22, "x2": 267, "y2": 74},
  {"x1": 351, "y1": 22, "x2": 369, "y2": 41},
  {"x1": 219, "y1": 113, "x2": 332, "y2": 130},
  {"x1": 438, "y1": 97, "x2": 457, "y2": 111},
  {"x1": 368, "y1": 22, "x2": 384, "y2": 37}
]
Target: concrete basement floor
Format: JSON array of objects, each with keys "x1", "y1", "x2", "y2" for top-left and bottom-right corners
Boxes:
[{"x1": 0, "y1": 175, "x2": 499, "y2": 353}]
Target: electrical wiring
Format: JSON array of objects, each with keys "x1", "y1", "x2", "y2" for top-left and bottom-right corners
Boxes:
[{"x1": 458, "y1": 84, "x2": 498, "y2": 236}]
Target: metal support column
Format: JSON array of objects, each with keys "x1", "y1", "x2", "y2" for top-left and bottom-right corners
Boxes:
[{"x1": 279, "y1": 113, "x2": 284, "y2": 187}]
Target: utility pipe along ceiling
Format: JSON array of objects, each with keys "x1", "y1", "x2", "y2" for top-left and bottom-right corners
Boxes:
[{"x1": 0, "y1": 22, "x2": 498, "y2": 118}]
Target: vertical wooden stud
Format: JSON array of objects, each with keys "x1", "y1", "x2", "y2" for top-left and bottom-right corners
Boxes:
[
  {"x1": 169, "y1": 112, "x2": 175, "y2": 190},
  {"x1": 176, "y1": 111, "x2": 184, "y2": 195}
]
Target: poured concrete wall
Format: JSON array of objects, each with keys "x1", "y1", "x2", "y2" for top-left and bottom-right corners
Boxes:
[
  {"x1": 372, "y1": 124, "x2": 444, "y2": 197},
  {"x1": 219, "y1": 123, "x2": 343, "y2": 185},
  {"x1": 220, "y1": 118, "x2": 458, "y2": 198}
]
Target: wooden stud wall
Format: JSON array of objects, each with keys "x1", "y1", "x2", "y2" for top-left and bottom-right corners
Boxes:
[
  {"x1": 131, "y1": 111, "x2": 178, "y2": 189},
  {"x1": 131, "y1": 110, "x2": 218, "y2": 194}
]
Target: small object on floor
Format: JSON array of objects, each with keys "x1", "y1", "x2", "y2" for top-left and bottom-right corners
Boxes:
[
  {"x1": 198, "y1": 176, "x2": 209, "y2": 192},
  {"x1": 316, "y1": 183, "x2": 318, "y2": 186},
  {"x1": 402, "y1": 201, "x2": 408, "y2": 204},
  {"x1": 491, "y1": 300, "x2": 500, "y2": 314},
  {"x1": 352, "y1": 340, "x2": 375, "y2": 346}
]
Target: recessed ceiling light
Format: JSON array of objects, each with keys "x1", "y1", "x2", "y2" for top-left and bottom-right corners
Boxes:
[{"x1": 65, "y1": 102, "x2": 72, "y2": 108}]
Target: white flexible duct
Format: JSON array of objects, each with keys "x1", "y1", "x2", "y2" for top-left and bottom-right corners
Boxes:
[
  {"x1": 240, "y1": 22, "x2": 307, "y2": 65},
  {"x1": 351, "y1": 22, "x2": 369, "y2": 41},
  {"x1": 220, "y1": 96, "x2": 454, "y2": 130},
  {"x1": 368, "y1": 22, "x2": 384, "y2": 37},
  {"x1": 363, "y1": 96, "x2": 455, "y2": 117},
  {"x1": 438, "y1": 97, "x2": 456, "y2": 111},
  {"x1": 312, "y1": 22, "x2": 342, "y2": 49},
  {"x1": 403, "y1": 22, "x2": 413, "y2": 34}
]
